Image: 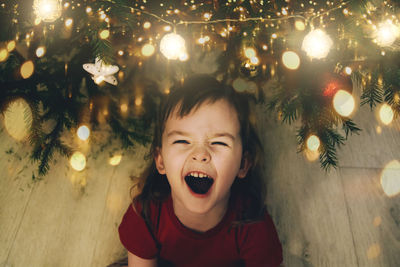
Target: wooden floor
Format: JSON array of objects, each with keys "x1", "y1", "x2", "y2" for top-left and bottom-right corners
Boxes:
[{"x1": 1, "y1": 103, "x2": 399, "y2": 266}]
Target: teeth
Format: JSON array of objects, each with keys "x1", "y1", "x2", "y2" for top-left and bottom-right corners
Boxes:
[{"x1": 188, "y1": 172, "x2": 209, "y2": 178}]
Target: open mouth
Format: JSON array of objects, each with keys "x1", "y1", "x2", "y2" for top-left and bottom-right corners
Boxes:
[{"x1": 184, "y1": 172, "x2": 214, "y2": 195}]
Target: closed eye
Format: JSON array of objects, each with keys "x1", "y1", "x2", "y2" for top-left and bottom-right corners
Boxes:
[
  {"x1": 173, "y1": 140, "x2": 190, "y2": 144},
  {"x1": 211, "y1": 141, "x2": 228, "y2": 146}
]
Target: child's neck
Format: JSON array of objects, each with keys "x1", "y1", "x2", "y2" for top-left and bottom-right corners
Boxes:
[{"x1": 172, "y1": 195, "x2": 230, "y2": 233}]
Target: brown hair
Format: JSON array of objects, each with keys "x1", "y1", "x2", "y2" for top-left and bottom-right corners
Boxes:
[{"x1": 132, "y1": 74, "x2": 266, "y2": 225}]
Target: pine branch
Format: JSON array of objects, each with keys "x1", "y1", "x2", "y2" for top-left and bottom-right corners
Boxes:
[{"x1": 361, "y1": 72, "x2": 384, "y2": 109}]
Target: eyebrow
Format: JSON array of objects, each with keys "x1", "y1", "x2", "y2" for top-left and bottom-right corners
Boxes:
[{"x1": 166, "y1": 130, "x2": 235, "y2": 140}]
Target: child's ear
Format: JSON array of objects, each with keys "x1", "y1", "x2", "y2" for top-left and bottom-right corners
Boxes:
[
  {"x1": 154, "y1": 147, "x2": 166, "y2": 175},
  {"x1": 237, "y1": 152, "x2": 251, "y2": 179}
]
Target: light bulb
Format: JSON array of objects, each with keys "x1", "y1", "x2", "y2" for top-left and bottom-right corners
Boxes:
[
  {"x1": 160, "y1": 33, "x2": 186, "y2": 60},
  {"x1": 302, "y1": 29, "x2": 333, "y2": 59}
]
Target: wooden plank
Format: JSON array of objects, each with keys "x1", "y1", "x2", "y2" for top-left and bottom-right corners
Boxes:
[
  {"x1": 0, "y1": 123, "x2": 37, "y2": 265},
  {"x1": 337, "y1": 105, "x2": 400, "y2": 169},
  {"x1": 91, "y1": 145, "x2": 149, "y2": 267},
  {"x1": 4, "y1": 130, "x2": 121, "y2": 267},
  {"x1": 340, "y1": 167, "x2": 400, "y2": 267},
  {"x1": 257, "y1": 109, "x2": 359, "y2": 267}
]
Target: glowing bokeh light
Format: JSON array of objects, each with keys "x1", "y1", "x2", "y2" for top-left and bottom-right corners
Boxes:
[
  {"x1": 99, "y1": 29, "x2": 110, "y2": 39},
  {"x1": 7, "y1": 41, "x2": 16, "y2": 52},
  {"x1": 302, "y1": 29, "x2": 333, "y2": 59},
  {"x1": 306, "y1": 135, "x2": 320, "y2": 152},
  {"x1": 120, "y1": 103, "x2": 128, "y2": 112},
  {"x1": 4, "y1": 98, "x2": 32, "y2": 141},
  {"x1": 109, "y1": 154, "x2": 122, "y2": 166},
  {"x1": 143, "y1": 21, "x2": 151, "y2": 29},
  {"x1": 70, "y1": 151, "x2": 86, "y2": 171},
  {"x1": 244, "y1": 47, "x2": 256, "y2": 59},
  {"x1": 380, "y1": 160, "x2": 400, "y2": 197},
  {"x1": 33, "y1": 0, "x2": 62, "y2": 22},
  {"x1": 375, "y1": 20, "x2": 400, "y2": 47},
  {"x1": 20, "y1": 61, "x2": 35, "y2": 79},
  {"x1": 333, "y1": 90, "x2": 355, "y2": 117},
  {"x1": 77, "y1": 125, "x2": 90, "y2": 141},
  {"x1": 295, "y1": 20, "x2": 305, "y2": 31},
  {"x1": 160, "y1": 33, "x2": 186, "y2": 60},
  {"x1": 141, "y1": 43, "x2": 155, "y2": 57},
  {"x1": 36, "y1": 46, "x2": 46, "y2": 57},
  {"x1": 282, "y1": 51, "x2": 300, "y2": 70},
  {"x1": 0, "y1": 48, "x2": 8, "y2": 62},
  {"x1": 367, "y1": 244, "x2": 381, "y2": 259},
  {"x1": 65, "y1": 18, "x2": 73, "y2": 27},
  {"x1": 379, "y1": 103, "x2": 394, "y2": 125},
  {"x1": 344, "y1": 67, "x2": 352, "y2": 75}
]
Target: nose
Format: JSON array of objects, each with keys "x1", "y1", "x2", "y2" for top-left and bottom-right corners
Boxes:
[{"x1": 191, "y1": 147, "x2": 211, "y2": 163}]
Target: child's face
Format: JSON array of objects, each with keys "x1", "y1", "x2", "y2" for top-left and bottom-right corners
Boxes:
[{"x1": 155, "y1": 99, "x2": 250, "y2": 215}]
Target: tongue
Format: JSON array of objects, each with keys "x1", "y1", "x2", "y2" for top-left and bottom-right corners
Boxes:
[{"x1": 185, "y1": 176, "x2": 214, "y2": 195}]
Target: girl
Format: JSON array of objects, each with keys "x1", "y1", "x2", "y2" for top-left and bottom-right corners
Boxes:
[{"x1": 118, "y1": 74, "x2": 283, "y2": 266}]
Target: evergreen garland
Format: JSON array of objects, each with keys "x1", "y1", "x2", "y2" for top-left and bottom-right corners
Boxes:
[{"x1": 0, "y1": 0, "x2": 399, "y2": 176}]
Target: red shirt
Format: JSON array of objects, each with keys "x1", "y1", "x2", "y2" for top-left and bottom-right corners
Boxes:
[{"x1": 119, "y1": 194, "x2": 282, "y2": 266}]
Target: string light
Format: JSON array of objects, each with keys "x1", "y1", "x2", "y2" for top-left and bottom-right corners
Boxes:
[
  {"x1": 160, "y1": 32, "x2": 186, "y2": 60},
  {"x1": 302, "y1": 29, "x2": 333, "y2": 59},
  {"x1": 33, "y1": 0, "x2": 62, "y2": 22},
  {"x1": 375, "y1": 20, "x2": 400, "y2": 47}
]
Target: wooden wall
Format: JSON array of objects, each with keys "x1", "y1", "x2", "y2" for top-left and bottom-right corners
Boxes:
[{"x1": 0, "y1": 103, "x2": 399, "y2": 266}]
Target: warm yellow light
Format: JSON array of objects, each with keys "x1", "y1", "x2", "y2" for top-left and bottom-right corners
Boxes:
[
  {"x1": 262, "y1": 44, "x2": 268, "y2": 50},
  {"x1": 34, "y1": 18, "x2": 42, "y2": 25},
  {"x1": 4, "y1": 98, "x2": 32, "y2": 141},
  {"x1": 306, "y1": 135, "x2": 320, "y2": 152},
  {"x1": 380, "y1": 160, "x2": 400, "y2": 197},
  {"x1": 344, "y1": 66, "x2": 352, "y2": 75},
  {"x1": 135, "y1": 98, "x2": 143, "y2": 106},
  {"x1": 99, "y1": 29, "x2": 110, "y2": 39},
  {"x1": 20, "y1": 61, "x2": 35, "y2": 79},
  {"x1": 282, "y1": 51, "x2": 300, "y2": 70},
  {"x1": 86, "y1": 7, "x2": 92, "y2": 13},
  {"x1": 343, "y1": 8, "x2": 349, "y2": 15},
  {"x1": 120, "y1": 103, "x2": 128, "y2": 112},
  {"x1": 0, "y1": 48, "x2": 8, "y2": 62},
  {"x1": 271, "y1": 33, "x2": 277, "y2": 39},
  {"x1": 302, "y1": 29, "x2": 333, "y2": 59},
  {"x1": 295, "y1": 20, "x2": 305, "y2": 31},
  {"x1": 164, "y1": 25, "x2": 171, "y2": 32},
  {"x1": 77, "y1": 125, "x2": 90, "y2": 141},
  {"x1": 375, "y1": 20, "x2": 400, "y2": 47},
  {"x1": 244, "y1": 47, "x2": 256, "y2": 59},
  {"x1": 160, "y1": 33, "x2": 186, "y2": 60},
  {"x1": 118, "y1": 50, "x2": 124, "y2": 56},
  {"x1": 143, "y1": 21, "x2": 151, "y2": 29},
  {"x1": 70, "y1": 151, "x2": 86, "y2": 171},
  {"x1": 65, "y1": 18, "x2": 73, "y2": 27},
  {"x1": 379, "y1": 103, "x2": 394, "y2": 125},
  {"x1": 33, "y1": 0, "x2": 62, "y2": 22},
  {"x1": 109, "y1": 154, "x2": 122, "y2": 166},
  {"x1": 7, "y1": 40, "x2": 16, "y2": 52},
  {"x1": 141, "y1": 43, "x2": 155, "y2": 57},
  {"x1": 333, "y1": 90, "x2": 355, "y2": 117},
  {"x1": 36, "y1": 46, "x2": 46, "y2": 57}
]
